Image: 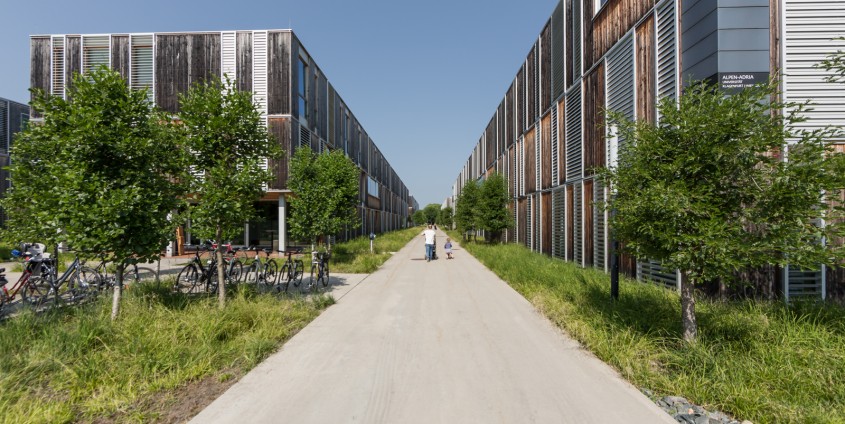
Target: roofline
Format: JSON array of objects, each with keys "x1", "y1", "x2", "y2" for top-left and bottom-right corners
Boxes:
[{"x1": 30, "y1": 29, "x2": 294, "y2": 38}]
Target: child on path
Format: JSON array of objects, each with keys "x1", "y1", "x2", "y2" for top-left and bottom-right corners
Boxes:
[{"x1": 444, "y1": 238, "x2": 453, "y2": 259}]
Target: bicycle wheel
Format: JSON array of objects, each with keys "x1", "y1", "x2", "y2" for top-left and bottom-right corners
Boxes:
[
  {"x1": 62, "y1": 266, "x2": 101, "y2": 303},
  {"x1": 174, "y1": 265, "x2": 199, "y2": 293},
  {"x1": 293, "y1": 260, "x2": 304, "y2": 286},
  {"x1": 279, "y1": 263, "x2": 291, "y2": 291},
  {"x1": 22, "y1": 276, "x2": 56, "y2": 309},
  {"x1": 227, "y1": 261, "x2": 243, "y2": 285},
  {"x1": 124, "y1": 266, "x2": 156, "y2": 284},
  {"x1": 264, "y1": 260, "x2": 279, "y2": 287},
  {"x1": 304, "y1": 263, "x2": 318, "y2": 294},
  {"x1": 320, "y1": 262, "x2": 330, "y2": 289}
]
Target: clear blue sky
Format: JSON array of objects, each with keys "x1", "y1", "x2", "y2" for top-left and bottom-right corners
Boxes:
[{"x1": 0, "y1": 0, "x2": 557, "y2": 207}]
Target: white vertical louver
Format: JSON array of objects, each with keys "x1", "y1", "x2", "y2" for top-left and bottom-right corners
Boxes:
[
  {"x1": 82, "y1": 35, "x2": 110, "y2": 75},
  {"x1": 51, "y1": 36, "x2": 66, "y2": 98},
  {"x1": 572, "y1": 0, "x2": 582, "y2": 82},
  {"x1": 253, "y1": 31, "x2": 268, "y2": 171},
  {"x1": 565, "y1": 86, "x2": 582, "y2": 181},
  {"x1": 552, "y1": 187, "x2": 566, "y2": 259},
  {"x1": 527, "y1": 196, "x2": 533, "y2": 249},
  {"x1": 656, "y1": 0, "x2": 678, "y2": 106},
  {"x1": 593, "y1": 179, "x2": 606, "y2": 271},
  {"x1": 574, "y1": 182, "x2": 583, "y2": 266},
  {"x1": 130, "y1": 34, "x2": 154, "y2": 103},
  {"x1": 221, "y1": 31, "x2": 237, "y2": 88},
  {"x1": 551, "y1": 104, "x2": 559, "y2": 186}
]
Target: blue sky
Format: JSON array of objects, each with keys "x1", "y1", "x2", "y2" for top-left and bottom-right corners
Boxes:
[{"x1": 0, "y1": 0, "x2": 557, "y2": 207}]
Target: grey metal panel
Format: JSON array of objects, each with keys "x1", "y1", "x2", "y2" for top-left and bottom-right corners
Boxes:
[
  {"x1": 718, "y1": 29, "x2": 770, "y2": 51},
  {"x1": 682, "y1": 33, "x2": 718, "y2": 71},
  {"x1": 683, "y1": 54, "x2": 718, "y2": 82},
  {"x1": 717, "y1": 6, "x2": 770, "y2": 28},
  {"x1": 717, "y1": 50, "x2": 770, "y2": 72},
  {"x1": 682, "y1": 0, "x2": 717, "y2": 29},
  {"x1": 681, "y1": 0, "x2": 712, "y2": 14},
  {"x1": 606, "y1": 34, "x2": 635, "y2": 123},
  {"x1": 682, "y1": 9, "x2": 718, "y2": 50},
  {"x1": 718, "y1": 0, "x2": 768, "y2": 7}
]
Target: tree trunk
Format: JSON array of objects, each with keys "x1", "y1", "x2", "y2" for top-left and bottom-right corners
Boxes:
[
  {"x1": 680, "y1": 270, "x2": 698, "y2": 343},
  {"x1": 111, "y1": 262, "x2": 125, "y2": 321},
  {"x1": 216, "y1": 226, "x2": 226, "y2": 310}
]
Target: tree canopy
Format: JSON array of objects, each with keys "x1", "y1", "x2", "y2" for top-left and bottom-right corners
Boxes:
[
  {"x1": 477, "y1": 173, "x2": 511, "y2": 242},
  {"x1": 455, "y1": 180, "x2": 480, "y2": 237}
]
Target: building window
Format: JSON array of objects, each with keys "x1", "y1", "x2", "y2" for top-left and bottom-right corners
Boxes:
[
  {"x1": 298, "y1": 58, "x2": 308, "y2": 123},
  {"x1": 595, "y1": 0, "x2": 609, "y2": 14},
  {"x1": 368, "y1": 177, "x2": 379, "y2": 197}
]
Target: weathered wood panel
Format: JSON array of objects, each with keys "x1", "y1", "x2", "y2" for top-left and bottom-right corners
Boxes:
[
  {"x1": 267, "y1": 117, "x2": 291, "y2": 190},
  {"x1": 498, "y1": 100, "x2": 506, "y2": 156},
  {"x1": 589, "y1": 0, "x2": 654, "y2": 69},
  {"x1": 507, "y1": 82, "x2": 515, "y2": 148},
  {"x1": 636, "y1": 15, "x2": 656, "y2": 125},
  {"x1": 518, "y1": 198, "x2": 527, "y2": 246},
  {"x1": 31, "y1": 37, "x2": 51, "y2": 117},
  {"x1": 65, "y1": 36, "x2": 81, "y2": 96},
  {"x1": 236, "y1": 31, "x2": 253, "y2": 93},
  {"x1": 317, "y1": 70, "x2": 327, "y2": 139},
  {"x1": 111, "y1": 35, "x2": 130, "y2": 83},
  {"x1": 527, "y1": 44, "x2": 537, "y2": 125},
  {"x1": 155, "y1": 33, "x2": 221, "y2": 113},
  {"x1": 541, "y1": 113, "x2": 552, "y2": 189},
  {"x1": 516, "y1": 68, "x2": 525, "y2": 134},
  {"x1": 558, "y1": 99, "x2": 566, "y2": 185},
  {"x1": 542, "y1": 192, "x2": 552, "y2": 255},
  {"x1": 540, "y1": 20, "x2": 552, "y2": 114},
  {"x1": 486, "y1": 116, "x2": 496, "y2": 169},
  {"x1": 525, "y1": 128, "x2": 537, "y2": 193},
  {"x1": 583, "y1": 63, "x2": 606, "y2": 176},
  {"x1": 584, "y1": 179, "x2": 594, "y2": 267},
  {"x1": 566, "y1": 184, "x2": 574, "y2": 261}
]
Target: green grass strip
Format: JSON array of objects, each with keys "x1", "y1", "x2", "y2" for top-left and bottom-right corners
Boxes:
[
  {"x1": 0, "y1": 284, "x2": 333, "y2": 423},
  {"x1": 460, "y1": 240, "x2": 845, "y2": 424},
  {"x1": 330, "y1": 226, "x2": 422, "y2": 274}
]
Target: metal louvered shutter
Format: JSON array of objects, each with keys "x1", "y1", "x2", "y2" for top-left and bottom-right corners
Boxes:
[
  {"x1": 565, "y1": 86, "x2": 582, "y2": 181},
  {"x1": 252, "y1": 31, "x2": 268, "y2": 171},
  {"x1": 572, "y1": 0, "x2": 582, "y2": 81},
  {"x1": 82, "y1": 35, "x2": 110, "y2": 75},
  {"x1": 656, "y1": 0, "x2": 678, "y2": 103},
  {"x1": 606, "y1": 34, "x2": 635, "y2": 124},
  {"x1": 573, "y1": 182, "x2": 583, "y2": 266},
  {"x1": 593, "y1": 179, "x2": 606, "y2": 271},
  {"x1": 51, "y1": 36, "x2": 66, "y2": 98},
  {"x1": 130, "y1": 35, "x2": 154, "y2": 103},
  {"x1": 551, "y1": 104, "x2": 559, "y2": 186},
  {"x1": 637, "y1": 260, "x2": 679, "y2": 290},
  {"x1": 527, "y1": 196, "x2": 533, "y2": 250},
  {"x1": 551, "y1": 1, "x2": 565, "y2": 100},
  {"x1": 552, "y1": 187, "x2": 566, "y2": 259},
  {"x1": 0, "y1": 101, "x2": 7, "y2": 154},
  {"x1": 221, "y1": 31, "x2": 237, "y2": 86},
  {"x1": 785, "y1": 265, "x2": 825, "y2": 301},
  {"x1": 300, "y1": 126, "x2": 311, "y2": 150}
]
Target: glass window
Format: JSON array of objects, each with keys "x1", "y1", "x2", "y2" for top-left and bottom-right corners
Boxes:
[{"x1": 298, "y1": 59, "x2": 308, "y2": 122}]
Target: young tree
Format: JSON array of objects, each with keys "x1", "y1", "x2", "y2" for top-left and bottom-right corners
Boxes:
[
  {"x1": 288, "y1": 148, "x2": 360, "y2": 249},
  {"x1": 478, "y1": 173, "x2": 511, "y2": 242},
  {"x1": 178, "y1": 76, "x2": 280, "y2": 309},
  {"x1": 412, "y1": 210, "x2": 427, "y2": 226},
  {"x1": 455, "y1": 180, "x2": 480, "y2": 241},
  {"x1": 438, "y1": 206, "x2": 454, "y2": 230},
  {"x1": 602, "y1": 81, "x2": 845, "y2": 342},
  {"x1": 423, "y1": 204, "x2": 441, "y2": 225},
  {"x1": 3, "y1": 67, "x2": 187, "y2": 320}
]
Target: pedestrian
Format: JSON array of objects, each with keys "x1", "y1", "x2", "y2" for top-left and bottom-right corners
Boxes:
[
  {"x1": 444, "y1": 238, "x2": 453, "y2": 259},
  {"x1": 422, "y1": 224, "x2": 436, "y2": 262}
]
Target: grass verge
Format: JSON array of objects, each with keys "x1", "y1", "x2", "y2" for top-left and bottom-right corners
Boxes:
[
  {"x1": 330, "y1": 226, "x2": 422, "y2": 273},
  {"x1": 0, "y1": 282, "x2": 334, "y2": 423},
  {"x1": 460, "y1": 240, "x2": 845, "y2": 424}
]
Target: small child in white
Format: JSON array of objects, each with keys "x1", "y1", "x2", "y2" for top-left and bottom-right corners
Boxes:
[{"x1": 444, "y1": 238, "x2": 453, "y2": 259}]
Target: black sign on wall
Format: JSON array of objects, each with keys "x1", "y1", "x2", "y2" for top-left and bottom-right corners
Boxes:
[{"x1": 719, "y1": 72, "x2": 770, "y2": 92}]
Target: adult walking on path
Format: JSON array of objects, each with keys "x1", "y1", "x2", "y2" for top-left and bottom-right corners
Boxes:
[
  {"x1": 422, "y1": 224, "x2": 436, "y2": 262},
  {"x1": 191, "y1": 229, "x2": 676, "y2": 424}
]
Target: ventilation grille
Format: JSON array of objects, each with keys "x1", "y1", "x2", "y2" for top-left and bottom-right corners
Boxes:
[
  {"x1": 565, "y1": 86, "x2": 582, "y2": 181},
  {"x1": 637, "y1": 260, "x2": 678, "y2": 289},
  {"x1": 786, "y1": 266, "x2": 824, "y2": 300},
  {"x1": 51, "y1": 36, "x2": 65, "y2": 98},
  {"x1": 572, "y1": 0, "x2": 582, "y2": 81},
  {"x1": 656, "y1": 0, "x2": 677, "y2": 103},
  {"x1": 252, "y1": 31, "x2": 268, "y2": 172},
  {"x1": 552, "y1": 187, "x2": 566, "y2": 259},
  {"x1": 593, "y1": 179, "x2": 606, "y2": 270},
  {"x1": 82, "y1": 36, "x2": 110, "y2": 75},
  {"x1": 300, "y1": 126, "x2": 311, "y2": 150},
  {"x1": 551, "y1": 104, "x2": 559, "y2": 185},
  {"x1": 130, "y1": 35, "x2": 154, "y2": 103}
]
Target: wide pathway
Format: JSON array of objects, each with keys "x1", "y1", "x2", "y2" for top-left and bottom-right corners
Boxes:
[{"x1": 191, "y1": 231, "x2": 676, "y2": 424}]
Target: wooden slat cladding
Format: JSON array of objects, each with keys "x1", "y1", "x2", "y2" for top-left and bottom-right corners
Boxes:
[
  {"x1": 516, "y1": 67, "x2": 525, "y2": 134},
  {"x1": 111, "y1": 35, "x2": 130, "y2": 83},
  {"x1": 498, "y1": 100, "x2": 506, "y2": 156},
  {"x1": 541, "y1": 113, "x2": 552, "y2": 189},
  {"x1": 584, "y1": 179, "x2": 594, "y2": 267},
  {"x1": 542, "y1": 192, "x2": 552, "y2": 255},
  {"x1": 558, "y1": 99, "x2": 566, "y2": 185},
  {"x1": 540, "y1": 21, "x2": 552, "y2": 114},
  {"x1": 268, "y1": 31, "x2": 291, "y2": 116},
  {"x1": 65, "y1": 36, "x2": 81, "y2": 96},
  {"x1": 636, "y1": 15, "x2": 656, "y2": 125},
  {"x1": 31, "y1": 37, "x2": 51, "y2": 116},
  {"x1": 486, "y1": 116, "x2": 496, "y2": 168},
  {"x1": 236, "y1": 31, "x2": 253, "y2": 93},
  {"x1": 267, "y1": 117, "x2": 291, "y2": 190},
  {"x1": 518, "y1": 198, "x2": 527, "y2": 245},
  {"x1": 525, "y1": 128, "x2": 537, "y2": 193},
  {"x1": 155, "y1": 33, "x2": 221, "y2": 113},
  {"x1": 589, "y1": 0, "x2": 654, "y2": 69},
  {"x1": 527, "y1": 45, "x2": 537, "y2": 125},
  {"x1": 583, "y1": 63, "x2": 606, "y2": 176},
  {"x1": 506, "y1": 83, "x2": 515, "y2": 148}
]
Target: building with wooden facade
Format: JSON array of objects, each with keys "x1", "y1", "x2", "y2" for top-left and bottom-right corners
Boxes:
[
  {"x1": 0, "y1": 97, "x2": 29, "y2": 226},
  {"x1": 30, "y1": 30, "x2": 413, "y2": 251},
  {"x1": 451, "y1": 0, "x2": 845, "y2": 300}
]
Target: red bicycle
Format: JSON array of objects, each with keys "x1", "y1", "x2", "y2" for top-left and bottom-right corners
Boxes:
[{"x1": 0, "y1": 243, "x2": 55, "y2": 318}]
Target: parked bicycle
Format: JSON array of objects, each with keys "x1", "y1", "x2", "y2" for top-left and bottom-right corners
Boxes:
[
  {"x1": 303, "y1": 250, "x2": 330, "y2": 293},
  {"x1": 278, "y1": 247, "x2": 304, "y2": 293},
  {"x1": 87, "y1": 254, "x2": 157, "y2": 291},
  {"x1": 244, "y1": 247, "x2": 278, "y2": 290},
  {"x1": 174, "y1": 245, "x2": 220, "y2": 294},
  {"x1": 28, "y1": 251, "x2": 100, "y2": 308},
  {"x1": 0, "y1": 243, "x2": 54, "y2": 317}
]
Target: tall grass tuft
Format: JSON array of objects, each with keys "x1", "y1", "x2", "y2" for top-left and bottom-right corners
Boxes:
[
  {"x1": 462, "y1": 241, "x2": 845, "y2": 424},
  {"x1": 0, "y1": 281, "x2": 329, "y2": 423}
]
